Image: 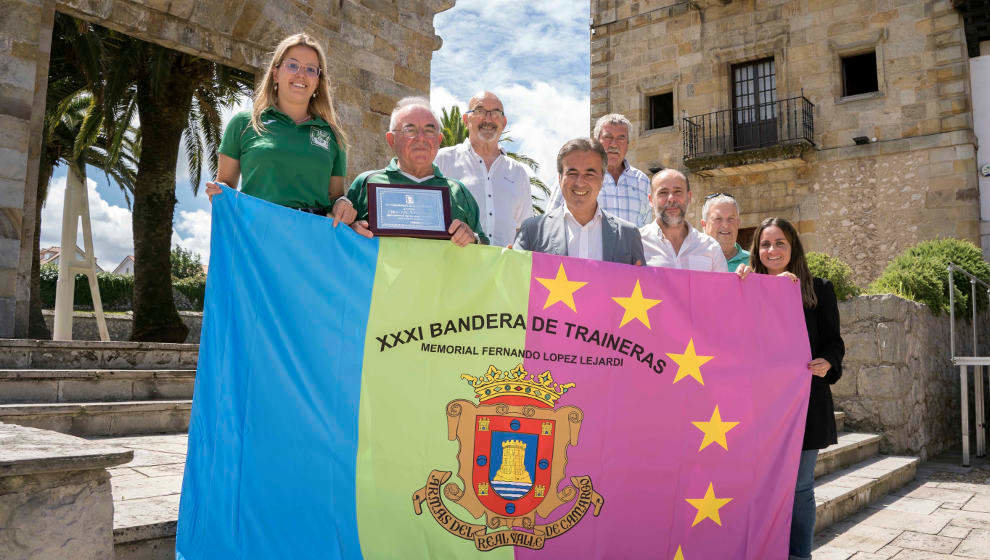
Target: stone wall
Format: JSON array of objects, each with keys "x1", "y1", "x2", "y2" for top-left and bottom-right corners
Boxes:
[
  {"x1": 591, "y1": 0, "x2": 981, "y2": 285},
  {"x1": 0, "y1": 422, "x2": 131, "y2": 559},
  {"x1": 835, "y1": 294, "x2": 990, "y2": 460},
  {"x1": 41, "y1": 310, "x2": 202, "y2": 343},
  {"x1": 0, "y1": 0, "x2": 454, "y2": 337}
]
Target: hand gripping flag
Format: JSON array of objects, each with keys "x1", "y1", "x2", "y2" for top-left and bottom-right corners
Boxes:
[{"x1": 176, "y1": 188, "x2": 811, "y2": 559}]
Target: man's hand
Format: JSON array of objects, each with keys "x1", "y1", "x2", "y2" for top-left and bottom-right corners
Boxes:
[
  {"x1": 736, "y1": 264, "x2": 753, "y2": 280},
  {"x1": 331, "y1": 197, "x2": 356, "y2": 227},
  {"x1": 350, "y1": 220, "x2": 374, "y2": 239},
  {"x1": 448, "y1": 219, "x2": 477, "y2": 247},
  {"x1": 808, "y1": 358, "x2": 832, "y2": 377}
]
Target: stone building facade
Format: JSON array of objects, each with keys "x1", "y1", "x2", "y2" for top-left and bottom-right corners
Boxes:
[
  {"x1": 0, "y1": 0, "x2": 453, "y2": 337},
  {"x1": 591, "y1": 0, "x2": 987, "y2": 284}
]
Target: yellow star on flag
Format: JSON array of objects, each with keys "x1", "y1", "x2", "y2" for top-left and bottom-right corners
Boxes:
[
  {"x1": 691, "y1": 405, "x2": 740, "y2": 451},
  {"x1": 536, "y1": 264, "x2": 588, "y2": 312},
  {"x1": 685, "y1": 482, "x2": 733, "y2": 527},
  {"x1": 673, "y1": 545, "x2": 685, "y2": 560},
  {"x1": 612, "y1": 279, "x2": 662, "y2": 328},
  {"x1": 667, "y1": 339, "x2": 714, "y2": 386}
]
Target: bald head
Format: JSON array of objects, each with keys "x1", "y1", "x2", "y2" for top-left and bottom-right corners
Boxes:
[
  {"x1": 651, "y1": 168, "x2": 690, "y2": 193},
  {"x1": 464, "y1": 91, "x2": 506, "y2": 144}
]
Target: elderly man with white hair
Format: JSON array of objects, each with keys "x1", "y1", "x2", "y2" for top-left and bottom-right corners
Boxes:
[
  {"x1": 547, "y1": 113, "x2": 652, "y2": 227},
  {"x1": 700, "y1": 193, "x2": 750, "y2": 272},
  {"x1": 346, "y1": 97, "x2": 488, "y2": 246},
  {"x1": 434, "y1": 91, "x2": 532, "y2": 247},
  {"x1": 640, "y1": 169, "x2": 727, "y2": 272}
]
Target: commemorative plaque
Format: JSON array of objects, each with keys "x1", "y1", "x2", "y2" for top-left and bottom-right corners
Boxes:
[{"x1": 367, "y1": 183, "x2": 453, "y2": 239}]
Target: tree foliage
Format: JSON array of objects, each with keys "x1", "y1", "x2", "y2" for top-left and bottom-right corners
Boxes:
[
  {"x1": 806, "y1": 252, "x2": 860, "y2": 301},
  {"x1": 170, "y1": 246, "x2": 204, "y2": 280},
  {"x1": 867, "y1": 238, "x2": 990, "y2": 316}
]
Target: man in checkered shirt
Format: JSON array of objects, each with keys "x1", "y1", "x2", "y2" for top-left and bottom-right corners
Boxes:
[{"x1": 546, "y1": 114, "x2": 652, "y2": 227}]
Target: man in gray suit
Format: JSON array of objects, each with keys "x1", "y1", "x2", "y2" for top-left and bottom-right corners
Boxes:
[{"x1": 514, "y1": 138, "x2": 644, "y2": 265}]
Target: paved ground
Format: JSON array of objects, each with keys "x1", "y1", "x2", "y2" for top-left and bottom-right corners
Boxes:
[
  {"x1": 99, "y1": 434, "x2": 186, "y2": 532},
  {"x1": 95, "y1": 436, "x2": 990, "y2": 558},
  {"x1": 813, "y1": 453, "x2": 990, "y2": 559}
]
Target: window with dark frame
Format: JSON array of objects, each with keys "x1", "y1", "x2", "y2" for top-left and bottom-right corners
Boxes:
[
  {"x1": 648, "y1": 92, "x2": 674, "y2": 130},
  {"x1": 841, "y1": 52, "x2": 879, "y2": 97},
  {"x1": 731, "y1": 58, "x2": 778, "y2": 150}
]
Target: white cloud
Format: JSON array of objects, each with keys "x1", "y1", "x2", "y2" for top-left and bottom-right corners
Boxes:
[
  {"x1": 40, "y1": 173, "x2": 134, "y2": 271},
  {"x1": 172, "y1": 209, "x2": 212, "y2": 264}
]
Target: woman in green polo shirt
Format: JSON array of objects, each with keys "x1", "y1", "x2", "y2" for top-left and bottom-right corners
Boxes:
[{"x1": 206, "y1": 33, "x2": 358, "y2": 229}]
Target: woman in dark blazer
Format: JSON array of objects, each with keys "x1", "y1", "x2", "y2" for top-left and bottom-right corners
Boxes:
[{"x1": 740, "y1": 217, "x2": 845, "y2": 560}]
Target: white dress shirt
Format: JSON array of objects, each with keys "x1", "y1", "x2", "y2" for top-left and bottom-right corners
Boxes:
[
  {"x1": 639, "y1": 221, "x2": 728, "y2": 271},
  {"x1": 547, "y1": 160, "x2": 652, "y2": 227},
  {"x1": 563, "y1": 206, "x2": 604, "y2": 261},
  {"x1": 435, "y1": 139, "x2": 533, "y2": 247}
]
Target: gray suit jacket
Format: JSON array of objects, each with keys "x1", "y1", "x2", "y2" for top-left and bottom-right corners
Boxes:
[{"x1": 513, "y1": 207, "x2": 645, "y2": 265}]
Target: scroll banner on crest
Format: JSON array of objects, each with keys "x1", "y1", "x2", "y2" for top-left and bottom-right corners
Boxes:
[{"x1": 176, "y1": 187, "x2": 811, "y2": 560}]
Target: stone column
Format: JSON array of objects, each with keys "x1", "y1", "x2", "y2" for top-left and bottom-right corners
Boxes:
[
  {"x1": 0, "y1": 0, "x2": 55, "y2": 338},
  {"x1": 972, "y1": 42, "x2": 990, "y2": 258}
]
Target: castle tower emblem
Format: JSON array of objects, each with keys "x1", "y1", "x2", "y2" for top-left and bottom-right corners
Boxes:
[{"x1": 412, "y1": 364, "x2": 604, "y2": 551}]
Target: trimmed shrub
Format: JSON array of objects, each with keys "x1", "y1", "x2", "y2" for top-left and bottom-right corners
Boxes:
[
  {"x1": 39, "y1": 264, "x2": 134, "y2": 310},
  {"x1": 806, "y1": 252, "x2": 860, "y2": 301},
  {"x1": 174, "y1": 275, "x2": 206, "y2": 311},
  {"x1": 867, "y1": 238, "x2": 990, "y2": 316}
]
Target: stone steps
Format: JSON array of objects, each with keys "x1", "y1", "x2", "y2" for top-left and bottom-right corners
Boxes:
[
  {"x1": 0, "y1": 400, "x2": 192, "y2": 437},
  {"x1": 813, "y1": 455, "x2": 920, "y2": 533},
  {"x1": 814, "y1": 432, "x2": 882, "y2": 478},
  {"x1": 834, "y1": 411, "x2": 845, "y2": 433},
  {"x1": 0, "y1": 369, "x2": 195, "y2": 404},
  {"x1": 0, "y1": 339, "x2": 199, "y2": 369}
]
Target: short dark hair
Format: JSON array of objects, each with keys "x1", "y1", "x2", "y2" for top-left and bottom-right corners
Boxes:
[{"x1": 556, "y1": 138, "x2": 607, "y2": 174}]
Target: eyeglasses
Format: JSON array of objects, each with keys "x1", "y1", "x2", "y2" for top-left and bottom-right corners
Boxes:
[
  {"x1": 278, "y1": 60, "x2": 321, "y2": 78},
  {"x1": 392, "y1": 125, "x2": 439, "y2": 139},
  {"x1": 704, "y1": 192, "x2": 735, "y2": 200},
  {"x1": 466, "y1": 107, "x2": 505, "y2": 119}
]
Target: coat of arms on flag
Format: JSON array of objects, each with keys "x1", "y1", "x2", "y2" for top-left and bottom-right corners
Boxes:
[{"x1": 413, "y1": 364, "x2": 603, "y2": 550}]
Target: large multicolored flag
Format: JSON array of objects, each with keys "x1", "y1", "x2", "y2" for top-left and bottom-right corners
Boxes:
[{"x1": 176, "y1": 188, "x2": 811, "y2": 559}]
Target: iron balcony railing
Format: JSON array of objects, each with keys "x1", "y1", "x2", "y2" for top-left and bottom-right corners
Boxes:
[{"x1": 682, "y1": 95, "x2": 815, "y2": 159}]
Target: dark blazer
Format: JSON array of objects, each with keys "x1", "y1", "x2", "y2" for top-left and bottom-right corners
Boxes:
[
  {"x1": 513, "y1": 207, "x2": 645, "y2": 265},
  {"x1": 803, "y1": 277, "x2": 845, "y2": 450}
]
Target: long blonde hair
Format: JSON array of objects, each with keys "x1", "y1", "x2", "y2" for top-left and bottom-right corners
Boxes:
[{"x1": 250, "y1": 33, "x2": 349, "y2": 151}]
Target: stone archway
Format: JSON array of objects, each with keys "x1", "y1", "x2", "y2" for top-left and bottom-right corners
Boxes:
[{"x1": 0, "y1": 0, "x2": 454, "y2": 337}]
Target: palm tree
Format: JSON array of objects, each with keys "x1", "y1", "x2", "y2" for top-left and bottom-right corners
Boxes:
[
  {"x1": 29, "y1": 14, "x2": 140, "y2": 338},
  {"x1": 438, "y1": 106, "x2": 550, "y2": 214},
  {"x1": 79, "y1": 25, "x2": 252, "y2": 342}
]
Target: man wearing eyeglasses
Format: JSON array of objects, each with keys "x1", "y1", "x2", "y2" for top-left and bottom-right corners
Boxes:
[
  {"x1": 546, "y1": 114, "x2": 652, "y2": 227},
  {"x1": 700, "y1": 193, "x2": 750, "y2": 272},
  {"x1": 346, "y1": 97, "x2": 488, "y2": 246},
  {"x1": 434, "y1": 92, "x2": 532, "y2": 247},
  {"x1": 640, "y1": 169, "x2": 727, "y2": 271}
]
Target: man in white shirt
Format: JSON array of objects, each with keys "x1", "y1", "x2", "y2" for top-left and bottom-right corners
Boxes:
[
  {"x1": 514, "y1": 138, "x2": 644, "y2": 265},
  {"x1": 640, "y1": 169, "x2": 728, "y2": 272},
  {"x1": 546, "y1": 114, "x2": 652, "y2": 227},
  {"x1": 434, "y1": 91, "x2": 532, "y2": 247}
]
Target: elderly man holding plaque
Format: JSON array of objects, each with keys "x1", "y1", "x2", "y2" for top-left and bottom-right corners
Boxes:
[
  {"x1": 514, "y1": 138, "x2": 644, "y2": 265},
  {"x1": 346, "y1": 97, "x2": 488, "y2": 246}
]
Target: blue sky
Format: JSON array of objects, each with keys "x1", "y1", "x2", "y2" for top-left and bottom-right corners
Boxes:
[{"x1": 42, "y1": 1, "x2": 590, "y2": 269}]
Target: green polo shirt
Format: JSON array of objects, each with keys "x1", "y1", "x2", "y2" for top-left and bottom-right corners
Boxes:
[
  {"x1": 726, "y1": 243, "x2": 750, "y2": 272},
  {"x1": 218, "y1": 107, "x2": 346, "y2": 209},
  {"x1": 347, "y1": 158, "x2": 489, "y2": 245}
]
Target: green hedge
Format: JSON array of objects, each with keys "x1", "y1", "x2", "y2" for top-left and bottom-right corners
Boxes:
[
  {"x1": 806, "y1": 252, "x2": 860, "y2": 301},
  {"x1": 40, "y1": 262, "x2": 206, "y2": 311},
  {"x1": 867, "y1": 238, "x2": 990, "y2": 316}
]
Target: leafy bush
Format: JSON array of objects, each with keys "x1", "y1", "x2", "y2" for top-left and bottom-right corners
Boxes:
[
  {"x1": 173, "y1": 275, "x2": 206, "y2": 311},
  {"x1": 867, "y1": 238, "x2": 990, "y2": 316},
  {"x1": 39, "y1": 266, "x2": 134, "y2": 310},
  {"x1": 171, "y1": 246, "x2": 204, "y2": 280},
  {"x1": 806, "y1": 252, "x2": 860, "y2": 301}
]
